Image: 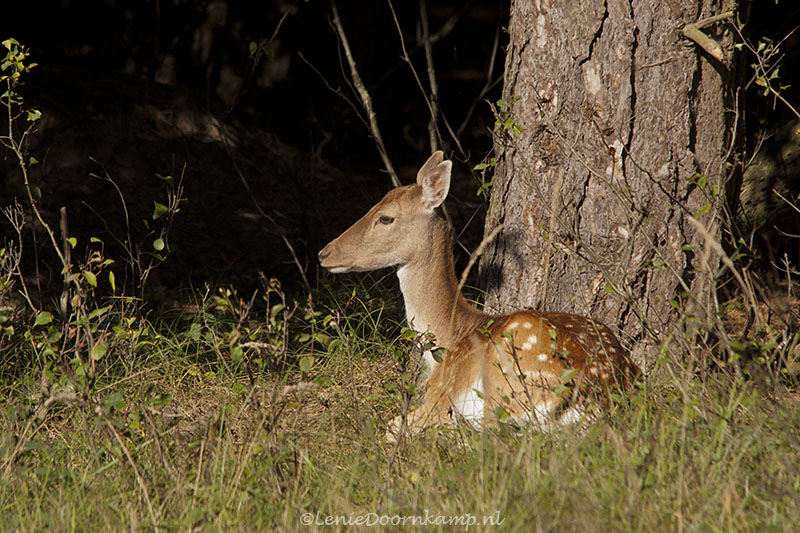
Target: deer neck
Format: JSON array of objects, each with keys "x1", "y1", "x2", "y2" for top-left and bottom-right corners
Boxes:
[{"x1": 395, "y1": 219, "x2": 486, "y2": 350}]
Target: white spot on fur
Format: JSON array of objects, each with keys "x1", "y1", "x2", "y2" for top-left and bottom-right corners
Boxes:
[
  {"x1": 524, "y1": 369, "x2": 558, "y2": 383},
  {"x1": 530, "y1": 400, "x2": 555, "y2": 426},
  {"x1": 523, "y1": 322, "x2": 532, "y2": 329},
  {"x1": 452, "y1": 377, "x2": 484, "y2": 427},
  {"x1": 508, "y1": 321, "x2": 519, "y2": 329},
  {"x1": 538, "y1": 353, "x2": 549, "y2": 362},
  {"x1": 558, "y1": 405, "x2": 587, "y2": 426},
  {"x1": 527, "y1": 334, "x2": 538, "y2": 345},
  {"x1": 522, "y1": 342, "x2": 533, "y2": 351}
]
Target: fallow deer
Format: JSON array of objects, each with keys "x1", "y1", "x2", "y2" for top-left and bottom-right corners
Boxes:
[{"x1": 318, "y1": 151, "x2": 638, "y2": 441}]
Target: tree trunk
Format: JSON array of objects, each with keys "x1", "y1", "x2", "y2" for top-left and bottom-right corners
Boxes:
[{"x1": 481, "y1": 0, "x2": 745, "y2": 364}]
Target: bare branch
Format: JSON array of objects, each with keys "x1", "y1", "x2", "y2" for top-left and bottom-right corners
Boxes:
[
  {"x1": 331, "y1": 0, "x2": 401, "y2": 187},
  {"x1": 681, "y1": 12, "x2": 734, "y2": 62},
  {"x1": 419, "y1": 0, "x2": 440, "y2": 152},
  {"x1": 457, "y1": 21, "x2": 503, "y2": 138}
]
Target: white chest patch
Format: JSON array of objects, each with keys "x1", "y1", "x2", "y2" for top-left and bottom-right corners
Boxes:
[
  {"x1": 451, "y1": 377, "x2": 484, "y2": 427},
  {"x1": 397, "y1": 265, "x2": 438, "y2": 375},
  {"x1": 396, "y1": 266, "x2": 428, "y2": 330}
]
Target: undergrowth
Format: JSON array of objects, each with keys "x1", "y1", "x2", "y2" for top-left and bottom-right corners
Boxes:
[{"x1": 1, "y1": 278, "x2": 799, "y2": 531}]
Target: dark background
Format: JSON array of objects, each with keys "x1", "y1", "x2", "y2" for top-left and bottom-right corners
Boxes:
[{"x1": 1, "y1": 0, "x2": 798, "y2": 301}]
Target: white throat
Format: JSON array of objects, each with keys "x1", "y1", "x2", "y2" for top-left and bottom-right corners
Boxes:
[
  {"x1": 396, "y1": 264, "x2": 438, "y2": 373},
  {"x1": 396, "y1": 264, "x2": 431, "y2": 333}
]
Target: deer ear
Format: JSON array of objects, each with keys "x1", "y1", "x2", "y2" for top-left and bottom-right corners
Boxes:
[
  {"x1": 419, "y1": 160, "x2": 451, "y2": 210},
  {"x1": 416, "y1": 151, "x2": 445, "y2": 186}
]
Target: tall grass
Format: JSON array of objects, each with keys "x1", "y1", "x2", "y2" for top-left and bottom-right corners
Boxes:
[{"x1": 1, "y1": 275, "x2": 799, "y2": 532}]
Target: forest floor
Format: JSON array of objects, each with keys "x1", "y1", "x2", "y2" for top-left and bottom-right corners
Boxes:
[{"x1": 2, "y1": 274, "x2": 800, "y2": 531}]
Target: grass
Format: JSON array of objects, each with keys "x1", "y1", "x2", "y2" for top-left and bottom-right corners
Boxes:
[{"x1": 1, "y1": 278, "x2": 799, "y2": 532}]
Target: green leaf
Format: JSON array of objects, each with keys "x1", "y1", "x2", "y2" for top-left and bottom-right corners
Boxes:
[
  {"x1": 152, "y1": 202, "x2": 169, "y2": 220},
  {"x1": 67, "y1": 237, "x2": 77, "y2": 249},
  {"x1": 26, "y1": 109, "x2": 41, "y2": 122},
  {"x1": 270, "y1": 303, "x2": 286, "y2": 320},
  {"x1": 299, "y1": 356, "x2": 314, "y2": 373},
  {"x1": 249, "y1": 41, "x2": 257, "y2": 56},
  {"x1": 230, "y1": 343, "x2": 243, "y2": 363},
  {"x1": 34, "y1": 311, "x2": 52, "y2": 326},
  {"x1": 2, "y1": 38, "x2": 20, "y2": 50},
  {"x1": 431, "y1": 347, "x2": 446, "y2": 363},
  {"x1": 23, "y1": 440, "x2": 46, "y2": 452},
  {"x1": 153, "y1": 238, "x2": 165, "y2": 251},
  {"x1": 91, "y1": 341, "x2": 108, "y2": 361},
  {"x1": 187, "y1": 322, "x2": 203, "y2": 341},
  {"x1": 108, "y1": 270, "x2": 116, "y2": 292},
  {"x1": 560, "y1": 368, "x2": 578, "y2": 382},
  {"x1": 88, "y1": 305, "x2": 112, "y2": 319},
  {"x1": 152, "y1": 393, "x2": 173, "y2": 406},
  {"x1": 103, "y1": 391, "x2": 125, "y2": 412},
  {"x1": 84, "y1": 271, "x2": 97, "y2": 287}
]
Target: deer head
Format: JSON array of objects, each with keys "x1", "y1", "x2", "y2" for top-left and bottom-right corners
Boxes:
[{"x1": 318, "y1": 151, "x2": 452, "y2": 274}]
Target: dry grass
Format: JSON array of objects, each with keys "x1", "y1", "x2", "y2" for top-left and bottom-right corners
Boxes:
[{"x1": 1, "y1": 276, "x2": 799, "y2": 532}]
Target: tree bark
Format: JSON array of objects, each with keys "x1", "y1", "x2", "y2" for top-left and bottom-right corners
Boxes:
[{"x1": 481, "y1": 0, "x2": 745, "y2": 364}]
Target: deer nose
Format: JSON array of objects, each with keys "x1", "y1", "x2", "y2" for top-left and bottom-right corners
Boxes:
[{"x1": 318, "y1": 247, "x2": 331, "y2": 263}]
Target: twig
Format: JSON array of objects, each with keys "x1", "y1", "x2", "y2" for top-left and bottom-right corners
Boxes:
[
  {"x1": 452, "y1": 223, "x2": 503, "y2": 324},
  {"x1": 457, "y1": 21, "x2": 502, "y2": 138},
  {"x1": 729, "y1": 22, "x2": 800, "y2": 124},
  {"x1": 681, "y1": 11, "x2": 734, "y2": 62},
  {"x1": 688, "y1": 215, "x2": 762, "y2": 323},
  {"x1": 370, "y1": 2, "x2": 468, "y2": 94},
  {"x1": 331, "y1": 0, "x2": 400, "y2": 187},
  {"x1": 59, "y1": 207, "x2": 71, "y2": 319},
  {"x1": 1, "y1": 202, "x2": 35, "y2": 310},
  {"x1": 231, "y1": 159, "x2": 313, "y2": 294},
  {"x1": 96, "y1": 404, "x2": 160, "y2": 530},
  {"x1": 773, "y1": 189, "x2": 800, "y2": 216},
  {"x1": 297, "y1": 51, "x2": 364, "y2": 129},
  {"x1": 386, "y1": 0, "x2": 469, "y2": 160},
  {"x1": 419, "y1": 0, "x2": 440, "y2": 152}
]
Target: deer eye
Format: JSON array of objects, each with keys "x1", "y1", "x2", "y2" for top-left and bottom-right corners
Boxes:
[{"x1": 378, "y1": 215, "x2": 395, "y2": 225}]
